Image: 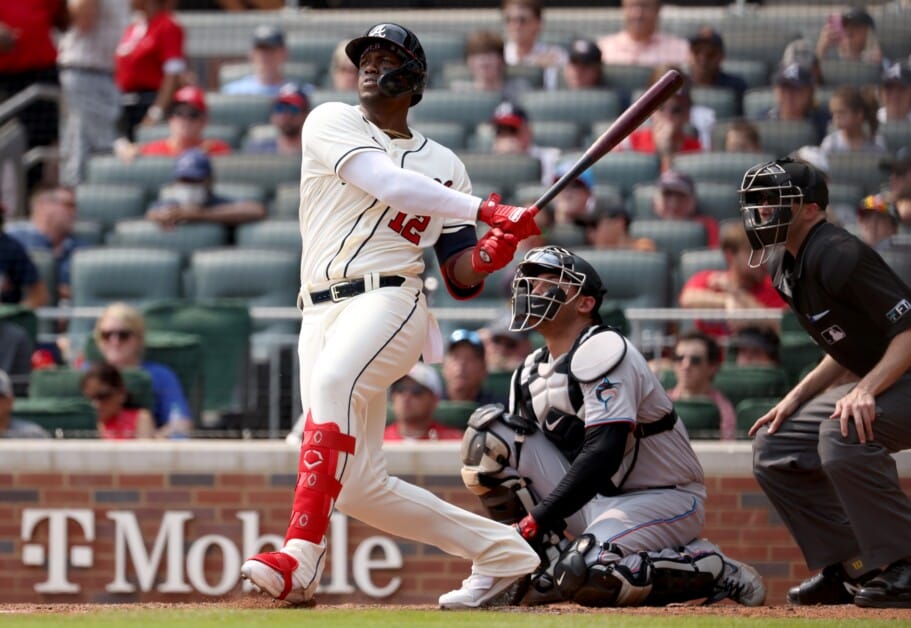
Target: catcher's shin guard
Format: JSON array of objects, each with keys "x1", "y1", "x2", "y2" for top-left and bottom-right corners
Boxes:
[{"x1": 284, "y1": 412, "x2": 356, "y2": 544}]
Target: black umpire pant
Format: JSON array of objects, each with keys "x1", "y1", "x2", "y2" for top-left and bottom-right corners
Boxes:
[{"x1": 753, "y1": 373, "x2": 911, "y2": 573}]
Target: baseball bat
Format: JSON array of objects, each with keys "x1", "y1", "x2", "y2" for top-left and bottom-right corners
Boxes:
[{"x1": 531, "y1": 69, "x2": 685, "y2": 213}]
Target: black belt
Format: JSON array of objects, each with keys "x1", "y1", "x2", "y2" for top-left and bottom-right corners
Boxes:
[
  {"x1": 309, "y1": 276, "x2": 405, "y2": 304},
  {"x1": 59, "y1": 65, "x2": 114, "y2": 77}
]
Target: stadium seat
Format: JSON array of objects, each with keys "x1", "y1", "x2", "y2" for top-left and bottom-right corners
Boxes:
[
  {"x1": 287, "y1": 31, "x2": 348, "y2": 68},
  {"x1": 458, "y1": 153, "x2": 541, "y2": 199},
  {"x1": 106, "y1": 221, "x2": 228, "y2": 261},
  {"x1": 673, "y1": 397, "x2": 721, "y2": 439},
  {"x1": 629, "y1": 220, "x2": 708, "y2": 267},
  {"x1": 721, "y1": 59, "x2": 768, "y2": 89},
  {"x1": 695, "y1": 181, "x2": 741, "y2": 224},
  {"x1": 71, "y1": 246, "x2": 183, "y2": 307},
  {"x1": 828, "y1": 182, "x2": 865, "y2": 210},
  {"x1": 204, "y1": 93, "x2": 273, "y2": 128},
  {"x1": 212, "y1": 154, "x2": 302, "y2": 190},
  {"x1": 827, "y1": 152, "x2": 889, "y2": 195},
  {"x1": 483, "y1": 371, "x2": 513, "y2": 401},
  {"x1": 143, "y1": 301, "x2": 252, "y2": 416},
  {"x1": 471, "y1": 120, "x2": 580, "y2": 152},
  {"x1": 218, "y1": 61, "x2": 322, "y2": 88},
  {"x1": 86, "y1": 156, "x2": 176, "y2": 195},
  {"x1": 409, "y1": 89, "x2": 502, "y2": 126},
  {"x1": 135, "y1": 123, "x2": 242, "y2": 148},
  {"x1": 711, "y1": 120, "x2": 817, "y2": 158},
  {"x1": 719, "y1": 27, "x2": 802, "y2": 66},
  {"x1": 211, "y1": 182, "x2": 269, "y2": 203},
  {"x1": 519, "y1": 89, "x2": 621, "y2": 126},
  {"x1": 589, "y1": 152, "x2": 660, "y2": 196},
  {"x1": 236, "y1": 219, "x2": 302, "y2": 256},
  {"x1": 878, "y1": 14, "x2": 911, "y2": 63},
  {"x1": 29, "y1": 365, "x2": 156, "y2": 412},
  {"x1": 10, "y1": 397, "x2": 97, "y2": 436},
  {"x1": 413, "y1": 121, "x2": 469, "y2": 150},
  {"x1": 26, "y1": 248, "x2": 58, "y2": 307},
  {"x1": 672, "y1": 152, "x2": 775, "y2": 187},
  {"x1": 419, "y1": 31, "x2": 467, "y2": 68},
  {"x1": 676, "y1": 247, "x2": 726, "y2": 299},
  {"x1": 735, "y1": 397, "x2": 779, "y2": 438},
  {"x1": 881, "y1": 121, "x2": 911, "y2": 152},
  {"x1": 434, "y1": 400, "x2": 479, "y2": 430},
  {"x1": 271, "y1": 182, "x2": 300, "y2": 218},
  {"x1": 692, "y1": 87, "x2": 739, "y2": 120},
  {"x1": 547, "y1": 223, "x2": 587, "y2": 248},
  {"x1": 742, "y1": 87, "x2": 776, "y2": 120},
  {"x1": 76, "y1": 184, "x2": 147, "y2": 232},
  {"x1": 573, "y1": 247, "x2": 670, "y2": 309},
  {"x1": 820, "y1": 59, "x2": 882, "y2": 88},
  {"x1": 309, "y1": 89, "x2": 360, "y2": 107},
  {"x1": 504, "y1": 64, "x2": 545, "y2": 89},
  {"x1": 0, "y1": 304, "x2": 38, "y2": 345},
  {"x1": 713, "y1": 365, "x2": 790, "y2": 407},
  {"x1": 600, "y1": 63, "x2": 653, "y2": 93},
  {"x1": 75, "y1": 220, "x2": 104, "y2": 246}
]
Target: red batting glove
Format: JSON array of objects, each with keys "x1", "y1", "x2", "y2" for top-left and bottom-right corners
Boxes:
[
  {"x1": 477, "y1": 193, "x2": 541, "y2": 240},
  {"x1": 471, "y1": 227, "x2": 518, "y2": 273},
  {"x1": 514, "y1": 514, "x2": 539, "y2": 540}
]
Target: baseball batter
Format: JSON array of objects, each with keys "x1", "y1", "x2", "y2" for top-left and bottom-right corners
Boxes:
[
  {"x1": 240, "y1": 23, "x2": 542, "y2": 607},
  {"x1": 458, "y1": 246, "x2": 766, "y2": 607}
]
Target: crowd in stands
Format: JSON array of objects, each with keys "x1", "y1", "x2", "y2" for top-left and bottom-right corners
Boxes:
[{"x1": 2, "y1": 0, "x2": 911, "y2": 441}]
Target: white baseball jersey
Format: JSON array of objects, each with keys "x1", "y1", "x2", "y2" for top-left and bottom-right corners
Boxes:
[{"x1": 298, "y1": 101, "x2": 475, "y2": 288}]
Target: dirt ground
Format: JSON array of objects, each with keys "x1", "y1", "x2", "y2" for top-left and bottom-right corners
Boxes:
[{"x1": 2, "y1": 599, "x2": 911, "y2": 620}]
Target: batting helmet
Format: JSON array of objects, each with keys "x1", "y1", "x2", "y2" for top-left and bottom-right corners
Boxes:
[
  {"x1": 345, "y1": 23, "x2": 427, "y2": 106},
  {"x1": 510, "y1": 246, "x2": 607, "y2": 332},
  {"x1": 738, "y1": 157, "x2": 828, "y2": 259}
]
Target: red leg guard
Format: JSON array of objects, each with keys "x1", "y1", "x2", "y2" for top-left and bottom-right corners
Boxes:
[{"x1": 284, "y1": 411, "x2": 356, "y2": 544}]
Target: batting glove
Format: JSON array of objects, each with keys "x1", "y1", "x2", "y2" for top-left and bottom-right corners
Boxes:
[
  {"x1": 514, "y1": 514, "x2": 539, "y2": 540},
  {"x1": 470, "y1": 228, "x2": 518, "y2": 273},
  {"x1": 477, "y1": 193, "x2": 541, "y2": 240}
]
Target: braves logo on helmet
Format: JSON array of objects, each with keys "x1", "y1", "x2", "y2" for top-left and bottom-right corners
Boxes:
[
  {"x1": 368, "y1": 24, "x2": 387, "y2": 38},
  {"x1": 345, "y1": 23, "x2": 427, "y2": 106}
]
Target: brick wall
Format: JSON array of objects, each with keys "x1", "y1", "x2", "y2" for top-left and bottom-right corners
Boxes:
[{"x1": 1, "y1": 441, "x2": 908, "y2": 605}]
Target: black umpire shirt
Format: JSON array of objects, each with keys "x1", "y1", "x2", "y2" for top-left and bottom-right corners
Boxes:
[{"x1": 769, "y1": 220, "x2": 911, "y2": 377}]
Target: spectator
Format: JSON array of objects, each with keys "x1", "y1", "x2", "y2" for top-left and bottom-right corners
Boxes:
[
  {"x1": 0, "y1": 369, "x2": 50, "y2": 439},
  {"x1": 730, "y1": 326, "x2": 781, "y2": 367},
  {"x1": 617, "y1": 78, "x2": 702, "y2": 171},
  {"x1": 666, "y1": 330, "x2": 736, "y2": 441},
  {"x1": 91, "y1": 301, "x2": 191, "y2": 437},
  {"x1": 723, "y1": 119, "x2": 762, "y2": 153},
  {"x1": 328, "y1": 38, "x2": 357, "y2": 91},
  {"x1": 57, "y1": 0, "x2": 131, "y2": 187},
  {"x1": 678, "y1": 220, "x2": 786, "y2": 339},
  {"x1": 383, "y1": 362, "x2": 462, "y2": 441},
  {"x1": 856, "y1": 193, "x2": 900, "y2": 251},
  {"x1": 584, "y1": 197, "x2": 656, "y2": 251},
  {"x1": 877, "y1": 61, "x2": 911, "y2": 124},
  {"x1": 501, "y1": 0, "x2": 567, "y2": 90},
  {"x1": 442, "y1": 329, "x2": 506, "y2": 405},
  {"x1": 82, "y1": 361, "x2": 156, "y2": 439},
  {"x1": 815, "y1": 6, "x2": 882, "y2": 66},
  {"x1": 0, "y1": 321, "x2": 33, "y2": 387},
  {"x1": 0, "y1": 1, "x2": 68, "y2": 182},
  {"x1": 244, "y1": 82, "x2": 309, "y2": 155},
  {"x1": 652, "y1": 170, "x2": 719, "y2": 247},
  {"x1": 148, "y1": 149, "x2": 266, "y2": 236},
  {"x1": 687, "y1": 26, "x2": 747, "y2": 115},
  {"x1": 117, "y1": 85, "x2": 232, "y2": 160},
  {"x1": 562, "y1": 38, "x2": 603, "y2": 89},
  {"x1": 490, "y1": 101, "x2": 559, "y2": 184},
  {"x1": 114, "y1": 0, "x2": 185, "y2": 141},
  {"x1": 7, "y1": 186, "x2": 82, "y2": 303},
  {"x1": 758, "y1": 63, "x2": 830, "y2": 144},
  {"x1": 451, "y1": 30, "x2": 528, "y2": 101},
  {"x1": 0, "y1": 205, "x2": 48, "y2": 309},
  {"x1": 820, "y1": 85, "x2": 886, "y2": 157},
  {"x1": 598, "y1": 0, "x2": 688, "y2": 67},
  {"x1": 781, "y1": 37, "x2": 823, "y2": 86},
  {"x1": 221, "y1": 24, "x2": 289, "y2": 96},
  {"x1": 478, "y1": 314, "x2": 532, "y2": 373},
  {"x1": 551, "y1": 160, "x2": 595, "y2": 226}
]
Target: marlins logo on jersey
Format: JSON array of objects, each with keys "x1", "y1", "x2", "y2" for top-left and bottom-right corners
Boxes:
[{"x1": 595, "y1": 377, "x2": 620, "y2": 411}]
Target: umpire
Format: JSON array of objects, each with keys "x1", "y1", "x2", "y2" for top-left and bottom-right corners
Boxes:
[{"x1": 742, "y1": 158, "x2": 911, "y2": 608}]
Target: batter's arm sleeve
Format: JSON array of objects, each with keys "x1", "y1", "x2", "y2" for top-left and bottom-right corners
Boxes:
[
  {"x1": 339, "y1": 150, "x2": 482, "y2": 222},
  {"x1": 529, "y1": 422, "x2": 630, "y2": 531}
]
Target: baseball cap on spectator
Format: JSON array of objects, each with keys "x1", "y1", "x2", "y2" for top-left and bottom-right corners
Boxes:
[
  {"x1": 688, "y1": 26, "x2": 724, "y2": 52},
  {"x1": 882, "y1": 61, "x2": 911, "y2": 87},
  {"x1": 880, "y1": 146, "x2": 911, "y2": 175},
  {"x1": 659, "y1": 170, "x2": 696, "y2": 197},
  {"x1": 554, "y1": 159, "x2": 594, "y2": 191},
  {"x1": 774, "y1": 63, "x2": 813, "y2": 89},
  {"x1": 568, "y1": 39, "x2": 602, "y2": 65},
  {"x1": 397, "y1": 362, "x2": 443, "y2": 398},
  {"x1": 781, "y1": 38, "x2": 818, "y2": 71},
  {"x1": 448, "y1": 328, "x2": 485, "y2": 358},
  {"x1": 174, "y1": 149, "x2": 213, "y2": 181},
  {"x1": 275, "y1": 82, "x2": 309, "y2": 111},
  {"x1": 841, "y1": 7, "x2": 875, "y2": 29},
  {"x1": 0, "y1": 369, "x2": 12, "y2": 398},
  {"x1": 171, "y1": 85, "x2": 207, "y2": 115},
  {"x1": 587, "y1": 196, "x2": 631, "y2": 227},
  {"x1": 492, "y1": 101, "x2": 528, "y2": 130},
  {"x1": 857, "y1": 193, "x2": 899, "y2": 224},
  {"x1": 253, "y1": 24, "x2": 285, "y2": 49}
]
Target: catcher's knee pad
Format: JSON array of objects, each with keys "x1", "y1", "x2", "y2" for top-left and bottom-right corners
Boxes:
[
  {"x1": 640, "y1": 549, "x2": 723, "y2": 606},
  {"x1": 459, "y1": 404, "x2": 516, "y2": 496},
  {"x1": 477, "y1": 478, "x2": 533, "y2": 525},
  {"x1": 285, "y1": 412, "x2": 356, "y2": 544},
  {"x1": 553, "y1": 534, "x2": 627, "y2": 607}
]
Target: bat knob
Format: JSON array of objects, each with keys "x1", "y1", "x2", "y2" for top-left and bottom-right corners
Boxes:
[{"x1": 480, "y1": 250, "x2": 491, "y2": 263}]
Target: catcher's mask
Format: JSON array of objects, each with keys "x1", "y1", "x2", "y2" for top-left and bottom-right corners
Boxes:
[
  {"x1": 345, "y1": 23, "x2": 427, "y2": 106},
  {"x1": 738, "y1": 157, "x2": 828, "y2": 266},
  {"x1": 510, "y1": 246, "x2": 606, "y2": 332}
]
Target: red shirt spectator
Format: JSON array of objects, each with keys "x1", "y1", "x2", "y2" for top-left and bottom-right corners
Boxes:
[
  {"x1": 0, "y1": 1, "x2": 61, "y2": 72},
  {"x1": 130, "y1": 86, "x2": 233, "y2": 158},
  {"x1": 627, "y1": 129, "x2": 702, "y2": 154},
  {"x1": 140, "y1": 137, "x2": 231, "y2": 157},
  {"x1": 383, "y1": 421, "x2": 463, "y2": 441},
  {"x1": 683, "y1": 270, "x2": 785, "y2": 338},
  {"x1": 115, "y1": 9, "x2": 184, "y2": 93}
]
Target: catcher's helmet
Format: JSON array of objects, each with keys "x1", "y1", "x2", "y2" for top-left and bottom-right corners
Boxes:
[
  {"x1": 738, "y1": 157, "x2": 828, "y2": 264},
  {"x1": 345, "y1": 23, "x2": 427, "y2": 106},
  {"x1": 510, "y1": 246, "x2": 607, "y2": 332}
]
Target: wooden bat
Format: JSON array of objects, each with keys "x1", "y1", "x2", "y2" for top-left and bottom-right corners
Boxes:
[{"x1": 531, "y1": 69, "x2": 685, "y2": 213}]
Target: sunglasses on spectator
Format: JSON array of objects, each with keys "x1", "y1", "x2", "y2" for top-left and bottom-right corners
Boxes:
[
  {"x1": 391, "y1": 380, "x2": 430, "y2": 395},
  {"x1": 273, "y1": 102, "x2": 302, "y2": 115},
  {"x1": 87, "y1": 389, "x2": 116, "y2": 402},
  {"x1": 504, "y1": 14, "x2": 533, "y2": 24},
  {"x1": 673, "y1": 353, "x2": 705, "y2": 365},
  {"x1": 100, "y1": 329, "x2": 135, "y2": 342},
  {"x1": 171, "y1": 105, "x2": 203, "y2": 120}
]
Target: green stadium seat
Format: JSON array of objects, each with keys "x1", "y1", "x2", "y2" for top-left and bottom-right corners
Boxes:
[
  {"x1": 410, "y1": 90, "x2": 502, "y2": 126},
  {"x1": 546, "y1": 223, "x2": 587, "y2": 248},
  {"x1": 413, "y1": 121, "x2": 469, "y2": 150},
  {"x1": 434, "y1": 399, "x2": 479, "y2": 430},
  {"x1": 719, "y1": 27, "x2": 801, "y2": 66},
  {"x1": 29, "y1": 365, "x2": 156, "y2": 412},
  {"x1": 0, "y1": 304, "x2": 38, "y2": 344},
  {"x1": 881, "y1": 121, "x2": 911, "y2": 152},
  {"x1": 629, "y1": 220, "x2": 708, "y2": 267},
  {"x1": 519, "y1": 89, "x2": 621, "y2": 125},
  {"x1": 589, "y1": 152, "x2": 660, "y2": 197},
  {"x1": 470, "y1": 120, "x2": 580, "y2": 152},
  {"x1": 309, "y1": 89, "x2": 360, "y2": 107},
  {"x1": 143, "y1": 331, "x2": 205, "y2": 422},
  {"x1": 735, "y1": 397, "x2": 779, "y2": 438},
  {"x1": 673, "y1": 397, "x2": 721, "y2": 439},
  {"x1": 74, "y1": 220, "x2": 104, "y2": 246},
  {"x1": 600, "y1": 63, "x2": 653, "y2": 92},
  {"x1": 86, "y1": 156, "x2": 176, "y2": 194},
  {"x1": 820, "y1": 59, "x2": 882, "y2": 88},
  {"x1": 136, "y1": 123, "x2": 242, "y2": 148},
  {"x1": 204, "y1": 93, "x2": 273, "y2": 128},
  {"x1": 574, "y1": 248, "x2": 670, "y2": 309},
  {"x1": 11, "y1": 397, "x2": 97, "y2": 436},
  {"x1": 742, "y1": 88, "x2": 776, "y2": 120},
  {"x1": 458, "y1": 153, "x2": 541, "y2": 199},
  {"x1": 76, "y1": 184, "x2": 147, "y2": 231},
  {"x1": 827, "y1": 152, "x2": 889, "y2": 195},
  {"x1": 676, "y1": 247, "x2": 726, "y2": 300},
  {"x1": 236, "y1": 219, "x2": 302, "y2": 256},
  {"x1": 693, "y1": 87, "x2": 740, "y2": 119},
  {"x1": 212, "y1": 154, "x2": 302, "y2": 190},
  {"x1": 878, "y1": 14, "x2": 911, "y2": 62},
  {"x1": 828, "y1": 182, "x2": 864, "y2": 210},
  {"x1": 721, "y1": 59, "x2": 768, "y2": 89},
  {"x1": 287, "y1": 32, "x2": 350, "y2": 69},
  {"x1": 711, "y1": 120, "x2": 817, "y2": 158},
  {"x1": 483, "y1": 371, "x2": 513, "y2": 401},
  {"x1": 419, "y1": 32, "x2": 466, "y2": 69},
  {"x1": 211, "y1": 182, "x2": 269, "y2": 203},
  {"x1": 713, "y1": 365, "x2": 789, "y2": 407},
  {"x1": 695, "y1": 181, "x2": 741, "y2": 224},
  {"x1": 218, "y1": 61, "x2": 322, "y2": 88},
  {"x1": 106, "y1": 221, "x2": 228, "y2": 261},
  {"x1": 271, "y1": 182, "x2": 300, "y2": 218},
  {"x1": 672, "y1": 152, "x2": 775, "y2": 187}
]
